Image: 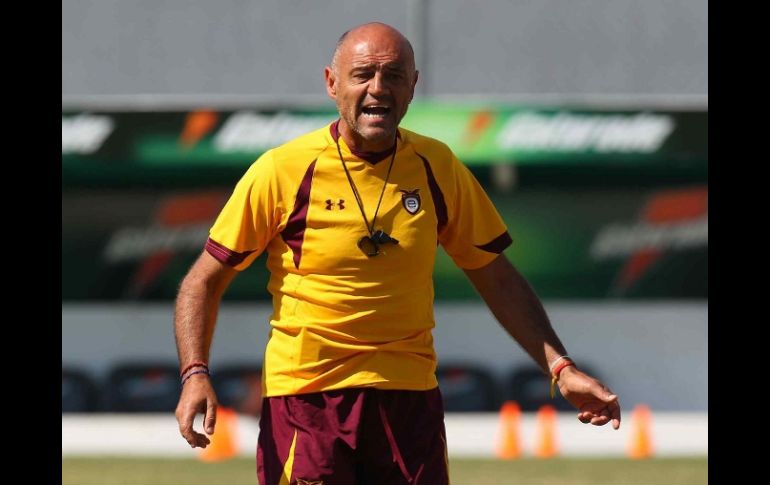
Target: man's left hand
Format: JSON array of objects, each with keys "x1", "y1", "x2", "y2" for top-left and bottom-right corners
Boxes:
[{"x1": 557, "y1": 366, "x2": 621, "y2": 429}]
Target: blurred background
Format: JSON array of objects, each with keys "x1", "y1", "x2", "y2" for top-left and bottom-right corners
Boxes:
[{"x1": 62, "y1": 0, "x2": 707, "y2": 467}]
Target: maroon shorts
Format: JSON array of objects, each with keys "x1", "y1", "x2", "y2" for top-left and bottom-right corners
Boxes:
[{"x1": 257, "y1": 387, "x2": 449, "y2": 485}]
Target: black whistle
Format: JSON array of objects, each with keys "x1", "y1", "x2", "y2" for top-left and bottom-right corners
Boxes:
[{"x1": 371, "y1": 230, "x2": 399, "y2": 245}]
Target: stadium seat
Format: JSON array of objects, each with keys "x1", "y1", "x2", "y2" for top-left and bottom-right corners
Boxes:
[
  {"x1": 436, "y1": 363, "x2": 499, "y2": 412},
  {"x1": 504, "y1": 362, "x2": 601, "y2": 412},
  {"x1": 62, "y1": 368, "x2": 100, "y2": 413},
  {"x1": 210, "y1": 364, "x2": 263, "y2": 416},
  {"x1": 104, "y1": 362, "x2": 180, "y2": 413}
]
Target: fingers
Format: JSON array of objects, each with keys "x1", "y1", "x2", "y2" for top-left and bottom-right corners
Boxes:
[
  {"x1": 609, "y1": 400, "x2": 622, "y2": 430},
  {"x1": 598, "y1": 389, "x2": 622, "y2": 429},
  {"x1": 176, "y1": 406, "x2": 194, "y2": 445},
  {"x1": 176, "y1": 397, "x2": 217, "y2": 448},
  {"x1": 589, "y1": 413, "x2": 610, "y2": 426},
  {"x1": 577, "y1": 401, "x2": 621, "y2": 429},
  {"x1": 577, "y1": 414, "x2": 609, "y2": 426},
  {"x1": 177, "y1": 415, "x2": 211, "y2": 448},
  {"x1": 178, "y1": 420, "x2": 212, "y2": 448},
  {"x1": 190, "y1": 431, "x2": 212, "y2": 448},
  {"x1": 567, "y1": 375, "x2": 621, "y2": 429},
  {"x1": 196, "y1": 432, "x2": 211, "y2": 448},
  {"x1": 205, "y1": 401, "x2": 217, "y2": 435},
  {"x1": 578, "y1": 408, "x2": 610, "y2": 426}
]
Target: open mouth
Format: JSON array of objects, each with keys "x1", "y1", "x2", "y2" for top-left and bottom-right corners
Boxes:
[{"x1": 361, "y1": 106, "x2": 391, "y2": 118}]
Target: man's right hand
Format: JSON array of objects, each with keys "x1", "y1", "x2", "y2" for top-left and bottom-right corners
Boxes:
[{"x1": 175, "y1": 375, "x2": 219, "y2": 448}]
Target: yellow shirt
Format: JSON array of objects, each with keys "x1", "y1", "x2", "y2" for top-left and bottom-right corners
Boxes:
[{"x1": 207, "y1": 122, "x2": 512, "y2": 396}]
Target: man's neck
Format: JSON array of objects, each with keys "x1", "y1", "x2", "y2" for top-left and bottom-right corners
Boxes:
[
  {"x1": 331, "y1": 120, "x2": 398, "y2": 164},
  {"x1": 336, "y1": 119, "x2": 395, "y2": 153}
]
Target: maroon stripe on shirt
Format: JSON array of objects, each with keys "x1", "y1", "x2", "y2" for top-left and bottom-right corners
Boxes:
[
  {"x1": 281, "y1": 160, "x2": 317, "y2": 268},
  {"x1": 205, "y1": 237, "x2": 256, "y2": 266},
  {"x1": 475, "y1": 231, "x2": 513, "y2": 254},
  {"x1": 330, "y1": 120, "x2": 398, "y2": 164},
  {"x1": 416, "y1": 153, "x2": 448, "y2": 235}
]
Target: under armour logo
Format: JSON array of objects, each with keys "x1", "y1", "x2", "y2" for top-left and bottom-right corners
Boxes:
[{"x1": 325, "y1": 199, "x2": 345, "y2": 210}]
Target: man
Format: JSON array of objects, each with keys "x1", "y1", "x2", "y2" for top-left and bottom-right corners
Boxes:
[{"x1": 175, "y1": 22, "x2": 621, "y2": 485}]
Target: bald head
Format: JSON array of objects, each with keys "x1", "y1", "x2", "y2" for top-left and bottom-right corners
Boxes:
[{"x1": 331, "y1": 23, "x2": 416, "y2": 74}]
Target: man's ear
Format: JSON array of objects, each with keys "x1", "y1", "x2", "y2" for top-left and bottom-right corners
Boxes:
[
  {"x1": 324, "y1": 66, "x2": 337, "y2": 99},
  {"x1": 409, "y1": 70, "x2": 420, "y2": 102}
]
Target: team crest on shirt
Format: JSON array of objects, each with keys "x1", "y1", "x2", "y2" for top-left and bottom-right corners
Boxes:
[
  {"x1": 296, "y1": 480, "x2": 323, "y2": 485},
  {"x1": 399, "y1": 189, "x2": 421, "y2": 214}
]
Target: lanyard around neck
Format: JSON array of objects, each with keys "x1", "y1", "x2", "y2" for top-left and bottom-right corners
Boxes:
[{"x1": 334, "y1": 134, "x2": 398, "y2": 237}]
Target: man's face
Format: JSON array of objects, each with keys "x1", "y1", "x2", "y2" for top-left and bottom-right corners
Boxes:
[{"x1": 325, "y1": 32, "x2": 418, "y2": 151}]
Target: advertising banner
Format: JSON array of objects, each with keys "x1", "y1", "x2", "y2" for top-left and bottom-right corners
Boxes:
[{"x1": 62, "y1": 105, "x2": 707, "y2": 187}]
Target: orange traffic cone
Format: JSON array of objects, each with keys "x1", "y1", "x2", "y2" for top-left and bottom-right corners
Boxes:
[
  {"x1": 199, "y1": 406, "x2": 239, "y2": 462},
  {"x1": 627, "y1": 404, "x2": 654, "y2": 459},
  {"x1": 534, "y1": 405, "x2": 558, "y2": 458},
  {"x1": 495, "y1": 401, "x2": 522, "y2": 459}
]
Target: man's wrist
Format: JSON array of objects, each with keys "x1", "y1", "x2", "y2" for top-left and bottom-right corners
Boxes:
[
  {"x1": 550, "y1": 356, "x2": 576, "y2": 379},
  {"x1": 557, "y1": 363, "x2": 578, "y2": 380},
  {"x1": 181, "y1": 367, "x2": 211, "y2": 387},
  {"x1": 549, "y1": 357, "x2": 576, "y2": 398},
  {"x1": 548, "y1": 355, "x2": 571, "y2": 374}
]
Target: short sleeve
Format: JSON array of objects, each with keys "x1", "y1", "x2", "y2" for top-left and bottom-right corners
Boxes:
[
  {"x1": 438, "y1": 155, "x2": 512, "y2": 269},
  {"x1": 206, "y1": 151, "x2": 284, "y2": 271}
]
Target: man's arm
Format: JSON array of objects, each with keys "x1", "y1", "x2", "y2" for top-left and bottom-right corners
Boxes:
[
  {"x1": 463, "y1": 254, "x2": 621, "y2": 429},
  {"x1": 174, "y1": 250, "x2": 239, "y2": 448}
]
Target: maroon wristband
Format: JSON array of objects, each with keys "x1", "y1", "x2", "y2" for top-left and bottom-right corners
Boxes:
[
  {"x1": 180, "y1": 361, "x2": 208, "y2": 377},
  {"x1": 181, "y1": 368, "x2": 210, "y2": 387}
]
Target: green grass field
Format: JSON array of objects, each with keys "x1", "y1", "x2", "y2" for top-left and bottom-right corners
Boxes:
[{"x1": 62, "y1": 457, "x2": 707, "y2": 485}]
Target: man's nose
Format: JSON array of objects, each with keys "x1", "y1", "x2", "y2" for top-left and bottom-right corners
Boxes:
[{"x1": 368, "y1": 72, "x2": 387, "y2": 96}]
